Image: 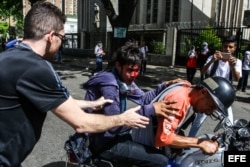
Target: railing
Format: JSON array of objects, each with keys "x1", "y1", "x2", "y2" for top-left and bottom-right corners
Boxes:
[{"x1": 176, "y1": 27, "x2": 250, "y2": 62}]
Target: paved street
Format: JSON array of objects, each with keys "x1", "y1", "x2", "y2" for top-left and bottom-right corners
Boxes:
[{"x1": 22, "y1": 56, "x2": 250, "y2": 167}]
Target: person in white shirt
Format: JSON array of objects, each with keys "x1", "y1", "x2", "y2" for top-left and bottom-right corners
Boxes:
[
  {"x1": 186, "y1": 45, "x2": 198, "y2": 84},
  {"x1": 236, "y1": 50, "x2": 250, "y2": 92},
  {"x1": 139, "y1": 40, "x2": 149, "y2": 75},
  {"x1": 92, "y1": 40, "x2": 106, "y2": 75},
  {"x1": 188, "y1": 36, "x2": 242, "y2": 137}
]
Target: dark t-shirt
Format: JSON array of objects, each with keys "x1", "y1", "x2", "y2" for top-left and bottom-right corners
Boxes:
[
  {"x1": 0, "y1": 46, "x2": 69, "y2": 166},
  {"x1": 198, "y1": 51, "x2": 211, "y2": 68}
]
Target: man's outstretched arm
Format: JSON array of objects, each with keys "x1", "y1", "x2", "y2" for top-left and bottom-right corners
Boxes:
[{"x1": 52, "y1": 96, "x2": 149, "y2": 133}]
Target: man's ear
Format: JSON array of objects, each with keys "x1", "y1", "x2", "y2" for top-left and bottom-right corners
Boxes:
[
  {"x1": 115, "y1": 62, "x2": 121, "y2": 71},
  {"x1": 46, "y1": 31, "x2": 55, "y2": 43}
]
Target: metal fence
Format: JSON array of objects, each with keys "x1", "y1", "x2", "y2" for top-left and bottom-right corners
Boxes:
[{"x1": 175, "y1": 27, "x2": 250, "y2": 66}]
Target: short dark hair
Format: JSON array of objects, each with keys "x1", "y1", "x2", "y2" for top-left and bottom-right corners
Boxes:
[
  {"x1": 23, "y1": 1, "x2": 66, "y2": 40},
  {"x1": 223, "y1": 36, "x2": 237, "y2": 44},
  {"x1": 115, "y1": 41, "x2": 142, "y2": 66}
]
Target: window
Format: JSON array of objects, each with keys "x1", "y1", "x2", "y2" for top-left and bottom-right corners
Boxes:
[
  {"x1": 146, "y1": 0, "x2": 151, "y2": 23},
  {"x1": 165, "y1": 0, "x2": 171, "y2": 22},
  {"x1": 146, "y1": 0, "x2": 158, "y2": 23},
  {"x1": 172, "y1": 0, "x2": 179, "y2": 22},
  {"x1": 152, "y1": 0, "x2": 158, "y2": 23}
]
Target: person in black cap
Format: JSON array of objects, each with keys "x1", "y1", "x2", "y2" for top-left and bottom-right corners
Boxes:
[{"x1": 197, "y1": 41, "x2": 211, "y2": 81}]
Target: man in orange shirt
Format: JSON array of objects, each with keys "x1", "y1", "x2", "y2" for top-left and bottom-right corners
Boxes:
[{"x1": 155, "y1": 76, "x2": 235, "y2": 155}]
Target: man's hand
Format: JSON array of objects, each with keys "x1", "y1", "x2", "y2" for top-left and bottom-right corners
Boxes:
[
  {"x1": 228, "y1": 56, "x2": 237, "y2": 67},
  {"x1": 91, "y1": 96, "x2": 113, "y2": 110},
  {"x1": 120, "y1": 106, "x2": 150, "y2": 128},
  {"x1": 75, "y1": 96, "x2": 112, "y2": 110},
  {"x1": 212, "y1": 51, "x2": 222, "y2": 61},
  {"x1": 153, "y1": 100, "x2": 181, "y2": 121},
  {"x1": 198, "y1": 139, "x2": 219, "y2": 155}
]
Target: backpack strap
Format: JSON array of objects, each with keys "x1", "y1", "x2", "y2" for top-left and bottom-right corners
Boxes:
[
  {"x1": 111, "y1": 68, "x2": 128, "y2": 112},
  {"x1": 207, "y1": 60, "x2": 232, "y2": 82},
  {"x1": 151, "y1": 82, "x2": 195, "y2": 133},
  {"x1": 209, "y1": 60, "x2": 219, "y2": 77},
  {"x1": 151, "y1": 82, "x2": 186, "y2": 103},
  {"x1": 64, "y1": 133, "x2": 92, "y2": 164}
]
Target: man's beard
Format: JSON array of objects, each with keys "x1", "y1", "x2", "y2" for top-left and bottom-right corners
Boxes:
[{"x1": 44, "y1": 52, "x2": 57, "y2": 61}]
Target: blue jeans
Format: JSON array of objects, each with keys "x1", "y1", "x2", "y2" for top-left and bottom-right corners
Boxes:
[
  {"x1": 56, "y1": 50, "x2": 62, "y2": 62},
  {"x1": 98, "y1": 135, "x2": 169, "y2": 167},
  {"x1": 92, "y1": 61, "x2": 103, "y2": 75},
  {"x1": 186, "y1": 67, "x2": 197, "y2": 84},
  {"x1": 237, "y1": 70, "x2": 250, "y2": 91}
]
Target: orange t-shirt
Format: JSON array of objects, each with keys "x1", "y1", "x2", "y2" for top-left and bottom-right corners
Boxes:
[{"x1": 155, "y1": 85, "x2": 191, "y2": 147}]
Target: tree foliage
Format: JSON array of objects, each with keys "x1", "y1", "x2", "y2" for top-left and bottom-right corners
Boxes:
[
  {"x1": 0, "y1": 22, "x2": 9, "y2": 37},
  {"x1": 196, "y1": 28, "x2": 222, "y2": 52},
  {"x1": 185, "y1": 27, "x2": 222, "y2": 55},
  {"x1": 0, "y1": 0, "x2": 23, "y2": 21},
  {"x1": 150, "y1": 41, "x2": 165, "y2": 54},
  {"x1": 0, "y1": 0, "x2": 24, "y2": 38}
]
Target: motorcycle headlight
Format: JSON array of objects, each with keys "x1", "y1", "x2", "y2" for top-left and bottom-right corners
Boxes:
[{"x1": 238, "y1": 127, "x2": 250, "y2": 138}]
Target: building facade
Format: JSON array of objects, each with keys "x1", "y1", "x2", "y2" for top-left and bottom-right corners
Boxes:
[
  {"x1": 127, "y1": 0, "x2": 249, "y2": 52},
  {"x1": 23, "y1": 0, "x2": 77, "y2": 15},
  {"x1": 77, "y1": 0, "x2": 249, "y2": 52},
  {"x1": 21, "y1": 0, "x2": 250, "y2": 62},
  {"x1": 23, "y1": 0, "x2": 78, "y2": 34}
]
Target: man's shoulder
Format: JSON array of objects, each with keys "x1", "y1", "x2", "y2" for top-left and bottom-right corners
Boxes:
[
  {"x1": 94, "y1": 45, "x2": 100, "y2": 50},
  {"x1": 236, "y1": 58, "x2": 242, "y2": 62},
  {"x1": 97, "y1": 71, "x2": 115, "y2": 79},
  {"x1": 84, "y1": 71, "x2": 117, "y2": 87}
]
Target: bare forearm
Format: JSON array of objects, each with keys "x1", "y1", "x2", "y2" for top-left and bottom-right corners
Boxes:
[
  {"x1": 169, "y1": 135, "x2": 219, "y2": 155},
  {"x1": 231, "y1": 66, "x2": 240, "y2": 81},
  {"x1": 201, "y1": 60, "x2": 213, "y2": 75},
  {"x1": 52, "y1": 97, "x2": 124, "y2": 133},
  {"x1": 74, "y1": 113, "x2": 124, "y2": 133},
  {"x1": 169, "y1": 135, "x2": 200, "y2": 149},
  {"x1": 75, "y1": 99, "x2": 96, "y2": 109},
  {"x1": 52, "y1": 97, "x2": 148, "y2": 133},
  {"x1": 75, "y1": 97, "x2": 113, "y2": 109}
]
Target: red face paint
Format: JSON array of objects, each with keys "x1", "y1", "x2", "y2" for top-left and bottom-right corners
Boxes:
[{"x1": 131, "y1": 70, "x2": 139, "y2": 77}]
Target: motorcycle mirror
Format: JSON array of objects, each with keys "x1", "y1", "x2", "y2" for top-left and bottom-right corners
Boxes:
[
  {"x1": 213, "y1": 117, "x2": 232, "y2": 132},
  {"x1": 238, "y1": 127, "x2": 250, "y2": 138},
  {"x1": 214, "y1": 119, "x2": 224, "y2": 132},
  {"x1": 234, "y1": 119, "x2": 248, "y2": 128}
]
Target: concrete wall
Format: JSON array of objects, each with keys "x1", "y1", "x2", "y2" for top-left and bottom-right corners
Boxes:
[{"x1": 147, "y1": 53, "x2": 173, "y2": 67}]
